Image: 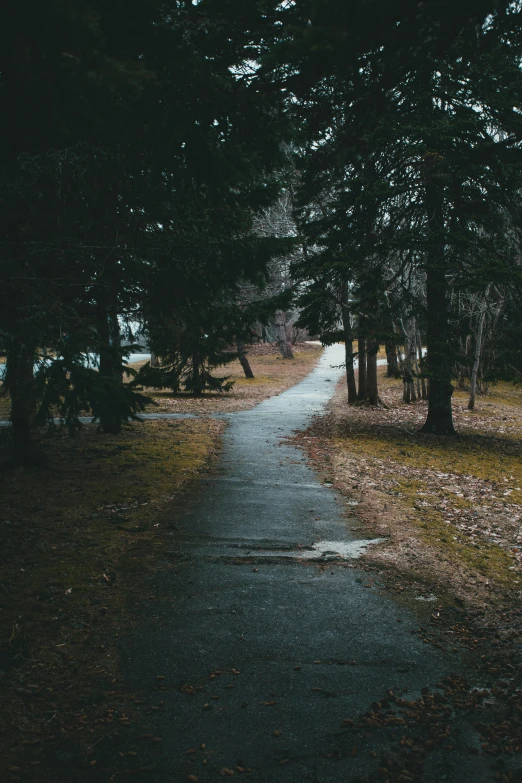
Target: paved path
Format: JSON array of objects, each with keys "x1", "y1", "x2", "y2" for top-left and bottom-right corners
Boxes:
[{"x1": 116, "y1": 346, "x2": 487, "y2": 782}]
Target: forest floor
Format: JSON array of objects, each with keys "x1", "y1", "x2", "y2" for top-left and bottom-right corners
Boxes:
[
  {"x1": 291, "y1": 367, "x2": 522, "y2": 772},
  {"x1": 0, "y1": 345, "x2": 322, "y2": 782},
  {"x1": 296, "y1": 368, "x2": 522, "y2": 610}
]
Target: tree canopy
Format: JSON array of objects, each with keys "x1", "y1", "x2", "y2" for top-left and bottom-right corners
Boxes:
[{"x1": 1, "y1": 0, "x2": 522, "y2": 462}]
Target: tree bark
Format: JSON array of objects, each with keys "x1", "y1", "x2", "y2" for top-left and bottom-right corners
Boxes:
[
  {"x1": 366, "y1": 343, "x2": 379, "y2": 404},
  {"x1": 417, "y1": 330, "x2": 428, "y2": 400},
  {"x1": 401, "y1": 319, "x2": 416, "y2": 403},
  {"x1": 357, "y1": 333, "x2": 367, "y2": 400},
  {"x1": 97, "y1": 295, "x2": 123, "y2": 434},
  {"x1": 6, "y1": 341, "x2": 43, "y2": 466},
  {"x1": 410, "y1": 319, "x2": 422, "y2": 399},
  {"x1": 340, "y1": 285, "x2": 357, "y2": 403},
  {"x1": 468, "y1": 304, "x2": 486, "y2": 411},
  {"x1": 192, "y1": 352, "x2": 203, "y2": 396},
  {"x1": 385, "y1": 341, "x2": 400, "y2": 378},
  {"x1": 419, "y1": 158, "x2": 456, "y2": 435},
  {"x1": 274, "y1": 310, "x2": 294, "y2": 359},
  {"x1": 98, "y1": 312, "x2": 122, "y2": 382},
  {"x1": 237, "y1": 342, "x2": 254, "y2": 379}
]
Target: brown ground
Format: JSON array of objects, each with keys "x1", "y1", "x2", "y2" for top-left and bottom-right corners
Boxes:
[
  {"x1": 131, "y1": 343, "x2": 323, "y2": 415},
  {"x1": 296, "y1": 368, "x2": 522, "y2": 612}
]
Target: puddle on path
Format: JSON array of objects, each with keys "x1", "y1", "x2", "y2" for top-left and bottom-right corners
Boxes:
[
  {"x1": 182, "y1": 536, "x2": 386, "y2": 562},
  {"x1": 306, "y1": 538, "x2": 385, "y2": 559}
]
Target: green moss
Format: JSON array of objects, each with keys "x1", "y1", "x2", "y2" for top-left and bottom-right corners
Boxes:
[
  {"x1": 331, "y1": 413, "x2": 520, "y2": 589},
  {"x1": 336, "y1": 432, "x2": 522, "y2": 504},
  {"x1": 395, "y1": 478, "x2": 515, "y2": 586}
]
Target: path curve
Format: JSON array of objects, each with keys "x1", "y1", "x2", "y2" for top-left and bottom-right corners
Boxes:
[{"x1": 116, "y1": 346, "x2": 486, "y2": 782}]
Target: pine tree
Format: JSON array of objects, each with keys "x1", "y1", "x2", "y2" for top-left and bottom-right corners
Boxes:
[
  {"x1": 0, "y1": 0, "x2": 290, "y2": 462},
  {"x1": 271, "y1": 0, "x2": 522, "y2": 432}
]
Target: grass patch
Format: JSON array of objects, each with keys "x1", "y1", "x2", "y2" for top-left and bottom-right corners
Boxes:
[
  {"x1": 394, "y1": 478, "x2": 515, "y2": 586},
  {"x1": 335, "y1": 430, "x2": 522, "y2": 504},
  {"x1": 298, "y1": 364, "x2": 522, "y2": 607}
]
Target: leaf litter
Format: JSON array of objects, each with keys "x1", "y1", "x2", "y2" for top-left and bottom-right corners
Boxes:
[{"x1": 292, "y1": 368, "x2": 522, "y2": 781}]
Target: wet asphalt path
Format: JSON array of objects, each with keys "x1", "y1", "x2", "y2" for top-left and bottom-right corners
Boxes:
[{"x1": 118, "y1": 345, "x2": 488, "y2": 782}]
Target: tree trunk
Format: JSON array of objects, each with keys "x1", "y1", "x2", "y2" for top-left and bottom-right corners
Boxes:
[
  {"x1": 150, "y1": 353, "x2": 160, "y2": 368},
  {"x1": 98, "y1": 313, "x2": 122, "y2": 381},
  {"x1": 237, "y1": 342, "x2": 254, "y2": 379},
  {"x1": 385, "y1": 341, "x2": 400, "y2": 378},
  {"x1": 366, "y1": 343, "x2": 379, "y2": 404},
  {"x1": 411, "y1": 321, "x2": 422, "y2": 399},
  {"x1": 403, "y1": 375, "x2": 416, "y2": 404},
  {"x1": 401, "y1": 320, "x2": 417, "y2": 404},
  {"x1": 468, "y1": 306, "x2": 486, "y2": 411},
  {"x1": 420, "y1": 161, "x2": 456, "y2": 435},
  {"x1": 97, "y1": 296, "x2": 123, "y2": 434},
  {"x1": 403, "y1": 377, "x2": 411, "y2": 404},
  {"x1": 274, "y1": 310, "x2": 294, "y2": 359},
  {"x1": 357, "y1": 334, "x2": 367, "y2": 400},
  {"x1": 417, "y1": 330, "x2": 428, "y2": 400},
  {"x1": 192, "y1": 352, "x2": 203, "y2": 396},
  {"x1": 340, "y1": 287, "x2": 357, "y2": 403},
  {"x1": 6, "y1": 341, "x2": 43, "y2": 466}
]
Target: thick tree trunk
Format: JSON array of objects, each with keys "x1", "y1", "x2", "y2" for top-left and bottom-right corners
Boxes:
[
  {"x1": 150, "y1": 353, "x2": 160, "y2": 368},
  {"x1": 6, "y1": 342, "x2": 43, "y2": 466},
  {"x1": 420, "y1": 164, "x2": 456, "y2": 435},
  {"x1": 385, "y1": 341, "x2": 400, "y2": 378},
  {"x1": 365, "y1": 344, "x2": 379, "y2": 405},
  {"x1": 274, "y1": 310, "x2": 294, "y2": 359},
  {"x1": 237, "y1": 342, "x2": 254, "y2": 379},
  {"x1": 357, "y1": 334, "x2": 367, "y2": 400},
  {"x1": 340, "y1": 288, "x2": 357, "y2": 404},
  {"x1": 468, "y1": 306, "x2": 486, "y2": 411}
]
